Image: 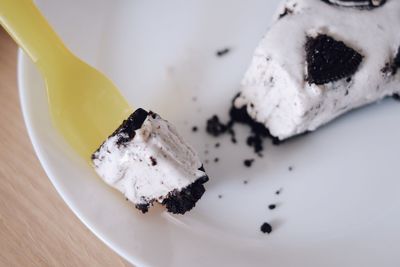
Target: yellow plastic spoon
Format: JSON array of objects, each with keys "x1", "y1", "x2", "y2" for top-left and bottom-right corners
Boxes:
[{"x1": 0, "y1": 0, "x2": 133, "y2": 161}]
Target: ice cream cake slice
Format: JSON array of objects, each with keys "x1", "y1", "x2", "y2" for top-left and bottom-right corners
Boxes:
[{"x1": 235, "y1": 0, "x2": 400, "y2": 140}]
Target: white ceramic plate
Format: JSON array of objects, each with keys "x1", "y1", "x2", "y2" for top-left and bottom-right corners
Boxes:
[{"x1": 19, "y1": 1, "x2": 400, "y2": 266}]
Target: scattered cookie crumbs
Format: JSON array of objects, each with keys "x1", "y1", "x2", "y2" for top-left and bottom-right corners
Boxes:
[
  {"x1": 268, "y1": 204, "x2": 276, "y2": 210},
  {"x1": 216, "y1": 48, "x2": 231, "y2": 57},
  {"x1": 260, "y1": 222, "x2": 273, "y2": 234},
  {"x1": 244, "y1": 159, "x2": 254, "y2": 167},
  {"x1": 205, "y1": 94, "x2": 282, "y2": 157}
]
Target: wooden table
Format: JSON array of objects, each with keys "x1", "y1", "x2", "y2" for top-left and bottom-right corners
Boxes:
[{"x1": 0, "y1": 29, "x2": 131, "y2": 267}]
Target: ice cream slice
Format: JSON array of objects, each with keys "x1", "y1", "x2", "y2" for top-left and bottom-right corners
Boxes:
[
  {"x1": 92, "y1": 108, "x2": 208, "y2": 214},
  {"x1": 235, "y1": 0, "x2": 400, "y2": 140}
]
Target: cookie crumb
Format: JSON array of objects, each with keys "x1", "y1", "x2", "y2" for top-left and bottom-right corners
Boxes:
[
  {"x1": 268, "y1": 204, "x2": 276, "y2": 210},
  {"x1": 278, "y1": 7, "x2": 293, "y2": 19},
  {"x1": 275, "y1": 188, "x2": 283, "y2": 195},
  {"x1": 288, "y1": 166, "x2": 293, "y2": 171},
  {"x1": 215, "y1": 142, "x2": 220, "y2": 148},
  {"x1": 260, "y1": 222, "x2": 272, "y2": 234},
  {"x1": 244, "y1": 159, "x2": 254, "y2": 167},
  {"x1": 150, "y1": 156, "x2": 157, "y2": 166},
  {"x1": 206, "y1": 115, "x2": 227, "y2": 137},
  {"x1": 243, "y1": 180, "x2": 248, "y2": 185},
  {"x1": 218, "y1": 194, "x2": 223, "y2": 199},
  {"x1": 216, "y1": 48, "x2": 231, "y2": 57},
  {"x1": 192, "y1": 126, "x2": 198, "y2": 132},
  {"x1": 214, "y1": 157, "x2": 219, "y2": 163}
]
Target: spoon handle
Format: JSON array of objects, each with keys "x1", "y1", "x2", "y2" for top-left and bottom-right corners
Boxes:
[{"x1": 0, "y1": 0, "x2": 70, "y2": 72}]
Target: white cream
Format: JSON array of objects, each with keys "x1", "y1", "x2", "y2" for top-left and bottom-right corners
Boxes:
[
  {"x1": 236, "y1": 0, "x2": 400, "y2": 140},
  {"x1": 92, "y1": 112, "x2": 207, "y2": 209}
]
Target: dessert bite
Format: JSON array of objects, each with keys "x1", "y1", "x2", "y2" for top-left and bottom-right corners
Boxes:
[
  {"x1": 92, "y1": 108, "x2": 208, "y2": 214},
  {"x1": 235, "y1": 0, "x2": 400, "y2": 140}
]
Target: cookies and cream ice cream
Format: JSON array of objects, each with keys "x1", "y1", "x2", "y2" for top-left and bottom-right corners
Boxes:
[
  {"x1": 92, "y1": 108, "x2": 208, "y2": 214},
  {"x1": 235, "y1": 0, "x2": 400, "y2": 140}
]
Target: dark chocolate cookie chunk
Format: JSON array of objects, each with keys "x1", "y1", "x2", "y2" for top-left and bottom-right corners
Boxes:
[
  {"x1": 206, "y1": 115, "x2": 228, "y2": 137},
  {"x1": 162, "y1": 175, "x2": 209, "y2": 215},
  {"x1": 114, "y1": 108, "x2": 149, "y2": 145},
  {"x1": 278, "y1": 7, "x2": 293, "y2": 19},
  {"x1": 321, "y1": 0, "x2": 386, "y2": 9},
  {"x1": 92, "y1": 108, "x2": 149, "y2": 159},
  {"x1": 306, "y1": 34, "x2": 363, "y2": 85},
  {"x1": 260, "y1": 222, "x2": 273, "y2": 234},
  {"x1": 135, "y1": 203, "x2": 150, "y2": 214}
]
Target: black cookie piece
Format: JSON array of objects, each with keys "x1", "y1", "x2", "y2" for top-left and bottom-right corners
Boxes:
[
  {"x1": 278, "y1": 7, "x2": 293, "y2": 19},
  {"x1": 133, "y1": 166, "x2": 208, "y2": 215},
  {"x1": 216, "y1": 48, "x2": 231, "y2": 57},
  {"x1": 162, "y1": 172, "x2": 209, "y2": 215},
  {"x1": 114, "y1": 108, "x2": 149, "y2": 145},
  {"x1": 306, "y1": 34, "x2": 363, "y2": 85},
  {"x1": 321, "y1": 0, "x2": 386, "y2": 9},
  {"x1": 135, "y1": 203, "x2": 150, "y2": 214},
  {"x1": 206, "y1": 115, "x2": 228, "y2": 137},
  {"x1": 92, "y1": 108, "x2": 149, "y2": 160},
  {"x1": 260, "y1": 222, "x2": 273, "y2": 234}
]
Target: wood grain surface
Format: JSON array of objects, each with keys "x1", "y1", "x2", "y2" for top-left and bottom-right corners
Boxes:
[{"x1": 0, "y1": 28, "x2": 132, "y2": 267}]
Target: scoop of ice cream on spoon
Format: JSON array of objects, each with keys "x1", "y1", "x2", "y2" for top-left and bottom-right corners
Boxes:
[{"x1": 0, "y1": 0, "x2": 208, "y2": 214}]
